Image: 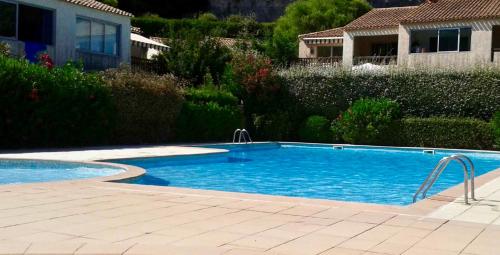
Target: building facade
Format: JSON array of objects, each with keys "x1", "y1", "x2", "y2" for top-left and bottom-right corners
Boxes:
[
  {"x1": 0, "y1": 0, "x2": 132, "y2": 70},
  {"x1": 299, "y1": 0, "x2": 500, "y2": 68}
]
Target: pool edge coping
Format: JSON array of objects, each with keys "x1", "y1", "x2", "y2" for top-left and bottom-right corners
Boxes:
[{"x1": 1, "y1": 142, "x2": 499, "y2": 216}]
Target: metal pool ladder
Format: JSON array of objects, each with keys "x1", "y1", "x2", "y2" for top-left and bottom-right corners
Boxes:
[
  {"x1": 413, "y1": 154, "x2": 475, "y2": 204},
  {"x1": 233, "y1": 129, "x2": 253, "y2": 144}
]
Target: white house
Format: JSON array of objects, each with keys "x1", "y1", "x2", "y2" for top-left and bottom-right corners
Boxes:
[
  {"x1": 0, "y1": 0, "x2": 132, "y2": 70},
  {"x1": 299, "y1": 0, "x2": 500, "y2": 68}
]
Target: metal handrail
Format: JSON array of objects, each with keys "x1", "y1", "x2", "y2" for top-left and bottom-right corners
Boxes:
[
  {"x1": 233, "y1": 129, "x2": 241, "y2": 143},
  {"x1": 233, "y1": 129, "x2": 253, "y2": 144},
  {"x1": 413, "y1": 154, "x2": 475, "y2": 204}
]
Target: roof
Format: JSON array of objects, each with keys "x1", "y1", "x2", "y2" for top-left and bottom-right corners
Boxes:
[
  {"x1": 299, "y1": 27, "x2": 344, "y2": 39},
  {"x1": 343, "y1": 6, "x2": 419, "y2": 31},
  {"x1": 62, "y1": 0, "x2": 133, "y2": 17},
  {"x1": 402, "y1": 0, "x2": 500, "y2": 24},
  {"x1": 131, "y1": 33, "x2": 169, "y2": 50}
]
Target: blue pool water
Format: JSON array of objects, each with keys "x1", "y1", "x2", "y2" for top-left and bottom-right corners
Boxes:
[
  {"x1": 115, "y1": 143, "x2": 500, "y2": 205},
  {"x1": 0, "y1": 159, "x2": 124, "y2": 185}
]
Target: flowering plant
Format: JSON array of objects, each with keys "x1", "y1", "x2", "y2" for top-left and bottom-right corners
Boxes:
[{"x1": 38, "y1": 53, "x2": 54, "y2": 70}]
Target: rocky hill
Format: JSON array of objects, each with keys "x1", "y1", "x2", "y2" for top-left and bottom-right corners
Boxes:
[{"x1": 208, "y1": 0, "x2": 423, "y2": 22}]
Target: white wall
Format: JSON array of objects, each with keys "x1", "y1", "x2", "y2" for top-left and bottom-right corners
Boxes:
[
  {"x1": 343, "y1": 28, "x2": 398, "y2": 67},
  {"x1": 399, "y1": 19, "x2": 500, "y2": 68},
  {"x1": 0, "y1": 0, "x2": 131, "y2": 67}
]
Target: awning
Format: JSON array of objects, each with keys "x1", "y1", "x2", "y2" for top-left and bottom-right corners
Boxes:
[{"x1": 131, "y1": 33, "x2": 169, "y2": 51}]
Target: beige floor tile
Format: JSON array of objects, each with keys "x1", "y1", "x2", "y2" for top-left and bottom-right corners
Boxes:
[
  {"x1": 356, "y1": 225, "x2": 402, "y2": 242},
  {"x1": 10, "y1": 232, "x2": 76, "y2": 243},
  {"x1": 320, "y1": 247, "x2": 364, "y2": 255},
  {"x1": 463, "y1": 228, "x2": 500, "y2": 255},
  {"x1": 154, "y1": 225, "x2": 208, "y2": 238},
  {"x1": 173, "y1": 231, "x2": 243, "y2": 247},
  {"x1": 124, "y1": 244, "x2": 228, "y2": 255},
  {"x1": 25, "y1": 242, "x2": 84, "y2": 255},
  {"x1": 75, "y1": 243, "x2": 135, "y2": 255},
  {"x1": 221, "y1": 219, "x2": 287, "y2": 235},
  {"x1": 249, "y1": 204, "x2": 293, "y2": 213},
  {"x1": 383, "y1": 215, "x2": 420, "y2": 227},
  {"x1": 83, "y1": 229, "x2": 145, "y2": 242},
  {"x1": 312, "y1": 207, "x2": 360, "y2": 220},
  {"x1": 402, "y1": 247, "x2": 459, "y2": 255},
  {"x1": 274, "y1": 222, "x2": 324, "y2": 234},
  {"x1": 413, "y1": 223, "x2": 483, "y2": 252},
  {"x1": 0, "y1": 242, "x2": 31, "y2": 255},
  {"x1": 298, "y1": 217, "x2": 340, "y2": 226},
  {"x1": 230, "y1": 235, "x2": 290, "y2": 250},
  {"x1": 348, "y1": 212, "x2": 396, "y2": 224},
  {"x1": 337, "y1": 238, "x2": 380, "y2": 251},
  {"x1": 270, "y1": 233, "x2": 346, "y2": 255},
  {"x1": 279, "y1": 205, "x2": 329, "y2": 216},
  {"x1": 119, "y1": 233, "x2": 182, "y2": 245},
  {"x1": 317, "y1": 221, "x2": 376, "y2": 238}
]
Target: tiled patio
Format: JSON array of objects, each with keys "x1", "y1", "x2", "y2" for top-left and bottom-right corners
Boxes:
[{"x1": 0, "y1": 145, "x2": 499, "y2": 255}]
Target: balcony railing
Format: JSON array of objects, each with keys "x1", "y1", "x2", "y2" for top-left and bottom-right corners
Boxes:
[
  {"x1": 75, "y1": 51, "x2": 120, "y2": 71},
  {"x1": 294, "y1": 57, "x2": 343, "y2": 67},
  {"x1": 131, "y1": 57, "x2": 166, "y2": 74},
  {"x1": 353, "y1": 55, "x2": 397, "y2": 66}
]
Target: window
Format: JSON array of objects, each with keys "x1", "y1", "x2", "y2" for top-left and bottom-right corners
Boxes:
[
  {"x1": 411, "y1": 28, "x2": 471, "y2": 53},
  {"x1": 76, "y1": 18, "x2": 91, "y2": 50},
  {"x1": 0, "y1": 1, "x2": 16, "y2": 38},
  {"x1": 18, "y1": 5, "x2": 54, "y2": 45},
  {"x1": 439, "y1": 29, "x2": 459, "y2": 51},
  {"x1": 76, "y1": 17, "x2": 119, "y2": 56},
  {"x1": 317, "y1": 46, "x2": 343, "y2": 57}
]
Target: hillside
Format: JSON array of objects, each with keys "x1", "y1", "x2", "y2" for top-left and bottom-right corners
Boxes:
[{"x1": 116, "y1": 0, "x2": 423, "y2": 21}]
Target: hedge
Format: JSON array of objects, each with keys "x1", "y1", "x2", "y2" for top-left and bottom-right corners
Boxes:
[
  {"x1": 394, "y1": 117, "x2": 495, "y2": 150},
  {"x1": 103, "y1": 69, "x2": 184, "y2": 144},
  {"x1": 279, "y1": 67, "x2": 500, "y2": 120},
  {"x1": 299, "y1": 115, "x2": 332, "y2": 143},
  {"x1": 176, "y1": 101, "x2": 243, "y2": 142},
  {"x1": 0, "y1": 56, "x2": 113, "y2": 148}
]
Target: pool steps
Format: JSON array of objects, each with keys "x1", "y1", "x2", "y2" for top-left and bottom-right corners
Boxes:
[{"x1": 414, "y1": 154, "x2": 475, "y2": 204}]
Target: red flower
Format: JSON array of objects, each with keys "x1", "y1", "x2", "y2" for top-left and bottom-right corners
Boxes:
[{"x1": 38, "y1": 53, "x2": 54, "y2": 70}]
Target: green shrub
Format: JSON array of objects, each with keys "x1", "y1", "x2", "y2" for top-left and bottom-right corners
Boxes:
[
  {"x1": 0, "y1": 56, "x2": 113, "y2": 148},
  {"x1": 333, "y1": 98, "x2": 401, "y2": 145},
  {"x1": 103, "y1": 69, "x2": 184, "y2": 144},
  {"x1": 153, "y1": 30, "x2": 232, "y2": 85},
  {"x1": 299, "y1": 116, "x2": 332, "y2": 143},
  {"x1": 176, "y1": 101, "x2": 243, "y2": 142},
  {"x1": 280, "y1": 66, "x2": 500, "y2": 120},
  {"x1": 253, "y1": 111, "x2": 293, "y2": 141},
  {"x1": 184, "y1": 87, "x2": 239, "y2": 107},
  {"x1": 492, "y1": 112, "x2": 500, "y2": 148},
  {"x1": 396, "y1": 117, "x2": 495, "y2": 149},
  {"x1": 231, "y1": 51, "x2": 281, "y2": 113}
]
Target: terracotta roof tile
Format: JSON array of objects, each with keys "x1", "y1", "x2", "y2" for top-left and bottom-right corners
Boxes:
[
  {"x1": 63, "y1": 0, "x2": 133, "y2": 17},
  {"x1": 402, "y1": 0, "x2": 500, "y2": 24},
  {"x1": 299, "y1": 27, "x2": 344, "y2": 38},
  {"x1": 343, "y1": 6, "x2": 419, "y2": 31}
]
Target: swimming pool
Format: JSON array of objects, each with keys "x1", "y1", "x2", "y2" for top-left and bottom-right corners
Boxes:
[
  {"x1": 114, "y1": 143, "x2": 500, "y2": 205},
  {"x1": 0, "y1": 159, "x2": 125, "y2": 185}
]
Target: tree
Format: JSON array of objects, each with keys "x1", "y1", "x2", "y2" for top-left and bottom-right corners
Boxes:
[{"x1": 268, "y1": 0, "x2": 372, "y2": 64}]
